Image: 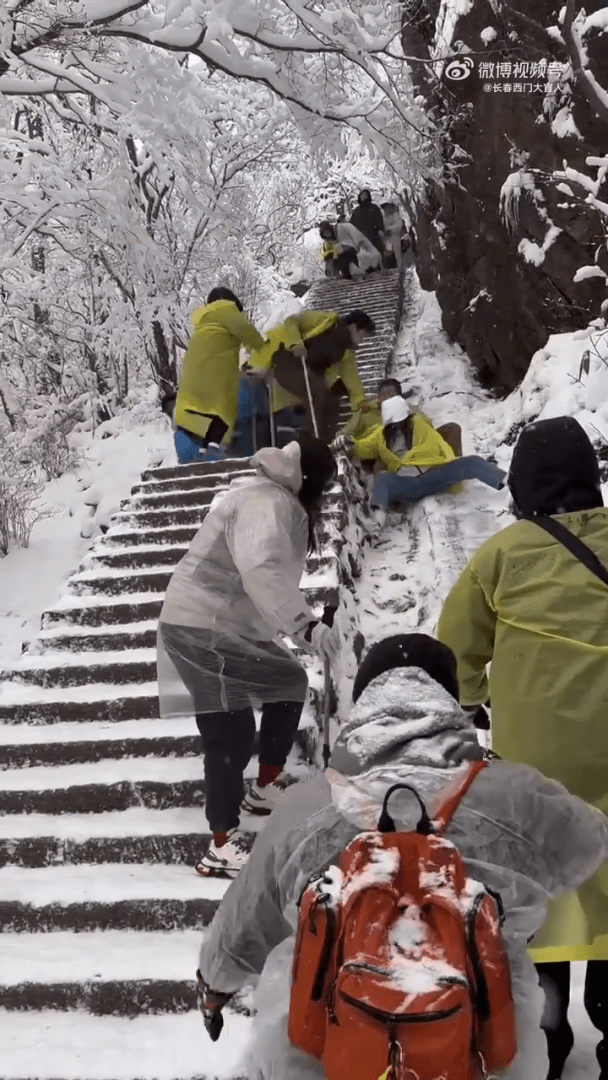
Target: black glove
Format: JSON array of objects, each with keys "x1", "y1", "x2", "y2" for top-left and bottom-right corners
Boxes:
[
  {"x1": 196, "y1": 970, "x2": 233, "y2": 1042},
  {"x1": 462, "y1": 704, "x2": 490, "y2": 731}
]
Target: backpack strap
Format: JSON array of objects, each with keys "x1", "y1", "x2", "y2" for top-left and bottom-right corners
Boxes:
[
  {"x1": 525, "y1": 514, "x2": 608, "y2": 588},
  {"x1": 433, "y1": 760, "x2": 488, "y2": 836}
]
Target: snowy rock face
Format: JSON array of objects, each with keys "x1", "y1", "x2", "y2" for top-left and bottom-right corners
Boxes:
[{"x1": 402, "y1": 1, "x2": 608, "y2": 393}]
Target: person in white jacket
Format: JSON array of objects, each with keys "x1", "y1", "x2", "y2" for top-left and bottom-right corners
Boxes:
[
  {"x1": 157, "y1": 438, "x2": 338, "y2": 877},
  {"x1": 197, "y1": 633, "x2": 608, "y2": 1079},
  {"x1": 319, "y1": 220, "x2": 381, "y2": 279}
]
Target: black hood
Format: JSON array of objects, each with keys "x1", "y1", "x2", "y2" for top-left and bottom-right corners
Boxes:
[{"x1": 509, "y1": 416, "x2": 603, "y2": 517}]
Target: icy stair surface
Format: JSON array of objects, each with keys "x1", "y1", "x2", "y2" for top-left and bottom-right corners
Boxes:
[{"x1": 0, "y1": 269, "x2": 405, "y2": 1079}]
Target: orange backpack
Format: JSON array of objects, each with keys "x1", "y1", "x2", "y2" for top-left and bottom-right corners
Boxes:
[{"x1": 288, "y1": 760, "x2": 516, "y2": 1080}]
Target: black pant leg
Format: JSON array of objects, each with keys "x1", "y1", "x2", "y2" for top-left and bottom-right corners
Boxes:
[
  {"x1": 258, "y1": 700, "x2": 305, "y2": 768},
  {"x1": 536, "y1": 961, "x2": 574, "y2": 1080},
  {"x1": 585, "y1": 960, "x2": 608, "y2": 1035},
  {"x1": 196, "y1": 709, "x2": 256, "y2": 833},
  {"x1": 203, "y1": 415, "x2": 229, "y2": 447}
]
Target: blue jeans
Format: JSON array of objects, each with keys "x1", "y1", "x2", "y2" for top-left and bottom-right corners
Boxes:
[
  {"x1": 235, "y1": 379, "x2": 270, "y2": 457},
  {"x1": 371, "y1": 456, "x2": 506, "y2": 509}
]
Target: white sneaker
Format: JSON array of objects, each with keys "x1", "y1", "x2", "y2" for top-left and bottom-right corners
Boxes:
[
  {"x1": 195, "y1": 830, "x2": 250, "y2": 878},
  {"x1": 241, "y1": 773, "x2": 298, "y2": 816}
]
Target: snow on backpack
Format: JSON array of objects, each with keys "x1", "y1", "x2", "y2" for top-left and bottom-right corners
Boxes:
[{"x1": 288, "y1": 760, "x2": 516, "y2": 1080}]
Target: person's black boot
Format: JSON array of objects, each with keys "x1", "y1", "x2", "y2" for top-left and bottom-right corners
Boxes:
[
  {"x1": 545, "y1": 1022, "x2": 575, "y2": 1080},
  {"x1": 597, "y1": 1038, "x2": 608, "y2": 1080}
]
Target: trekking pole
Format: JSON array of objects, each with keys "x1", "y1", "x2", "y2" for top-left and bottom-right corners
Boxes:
[
  {"x1": 300, "y1": 356, "x2": 320, "y2": 439},
  {"x1": 321, "y1": 605, "x2": 338, "y2": 770},
  {"x1": 268, "y1": 377, "x2": 276, "y2": 447}
]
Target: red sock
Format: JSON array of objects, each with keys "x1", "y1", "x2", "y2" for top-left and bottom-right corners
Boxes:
[
  {"x1": 257, "y1": 764, "x2": 282, "y2": 788},
  {"x1": 213, "y1": 832, "x2": 229, "y2": 848}
]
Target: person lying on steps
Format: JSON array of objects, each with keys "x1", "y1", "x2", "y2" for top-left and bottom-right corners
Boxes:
[
  {"x1": 196, "y1": 633, "x2": 608, "y2": 1080},
  {"x1": 333, "y1": 391, "x2": 505, "y2": 514},
  {"x1": 248, "y1": 309, "x2": 377, "y2": 445}
]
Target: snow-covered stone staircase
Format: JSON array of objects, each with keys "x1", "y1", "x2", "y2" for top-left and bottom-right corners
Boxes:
[{"x1": 0, "y1": 270, "x2": 404, "y2": 1080}]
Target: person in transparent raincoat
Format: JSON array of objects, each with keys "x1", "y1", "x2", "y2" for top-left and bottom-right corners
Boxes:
[
  {"x1": 157, "y1": 437, "x2": 338, "y2": 877},
  {"x1": 196, "y1": 634, "x2": 608, "y2": 1080}
]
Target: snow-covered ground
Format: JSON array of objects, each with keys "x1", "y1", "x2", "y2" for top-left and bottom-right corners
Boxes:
[
  {"x1": 0, "y1": 392, "x2": 175, "y2": 668},
  {"x1": 1, "y1": 282, "x2": 607, "y2": 1077}
]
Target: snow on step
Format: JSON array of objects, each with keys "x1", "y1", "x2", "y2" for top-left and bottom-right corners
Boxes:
[
  {"x1": 1, "y1": 929, "x2": 202, "y2": 983},
  {"x1": 0, "y1": 716, "x2": 194, "y2": 746},
  {"x1": 0, "y1": 863, "x2": 231, "y2": 905},
  {"x1": 0, "y1": 805, "x2": 256, "y2": 840},
  {"x1": 0, "y1": 1010, "x2": 251, "y2": 1079},
  {"x1": 0, "y1": 679, "x2": 157, "y2": 705},
  {"x1": 36, "y1": 619, "x2": 158, "y2": 641},
  {"x1": 6, "y1": 647, "x2": 156, "y2": 672},
  {"x1": 0, "y1": 755, "x2": 206, "y2": 791}
]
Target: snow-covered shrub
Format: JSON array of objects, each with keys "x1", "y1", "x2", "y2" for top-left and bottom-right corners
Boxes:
[{"x1": 0, "y1": 456, "x2": 51, "y2": 555}]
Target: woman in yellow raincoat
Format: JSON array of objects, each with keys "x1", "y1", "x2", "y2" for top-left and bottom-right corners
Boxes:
[
  {"x1": 335, "y1": 393, "x2": 505, "y2": 510},
  {"x1": 174, "y1": 287, "x2": 265, "y2": 464},
  {"x1": 437, "y1": 416, "x2": 608, "y2": 1080}
]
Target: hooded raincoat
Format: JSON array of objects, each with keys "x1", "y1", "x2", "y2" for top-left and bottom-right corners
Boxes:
[
  {"x1": 175, "y1": 299, "x2": 265, "y2": 440},
  {"x1": 157, "y1": 443, "x2": 313, "y2": 716},
  {"x1": 335, "y1": 222, "x2": 381, "y2": 272},
  {"x1": 249, "y1": 311, "x2": 366, "y2": 416},
  {"x1": 437, "y1": 416, "x2": 608, "y2": 962},
  {"x1": 198, "y1": 666, "x2": 608, "y2": 1080}
]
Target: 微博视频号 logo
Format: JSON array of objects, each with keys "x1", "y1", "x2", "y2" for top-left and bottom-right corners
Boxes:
[{"x1": 444, "y1": 57, "x2": 475, "y2": 81}]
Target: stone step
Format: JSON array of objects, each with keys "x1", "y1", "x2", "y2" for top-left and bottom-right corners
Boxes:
[
  {"x1": 3, "y1": 648, "x2": 157, "y2": 688},
  {"x1": 109, "y1": 488, "x2": 344, "y2": 532},
  {"x1": 0, "y1": 1009, "x2": 251, "y2": 1078},
  {"x1": 141, "y1": 456, "x2": 254, "y2": 484},
  {"x1": 0, "y1": 862, "x2": 229, "y2": 932},
  {"x1": 123, "y1": 487, "x2": 227, "y2": 512},
  {"x1": 2, "y1": 731, "x2": 199, "y2": 770},
  {"x1": 106, "y1": 525, "x2": 198, "y2": 547},
  {"x1": 26, "y1": 622, "x2": 158, "y2": 654},
  {"x1": 0, "y1": 928, "x2": 227, "y2": 1015},
  {"x1": 0, "y1": 687, "x2": 159, "y2": 725},
  {"x1": 0, "y1": 806, "x2": 260, "y2": 868},
  {"x1": 0, "y1": 755, "x2": 209, "y2": 815},
  {"x1": 131, "y1": 469, "x2": 253, "y2": 498}
]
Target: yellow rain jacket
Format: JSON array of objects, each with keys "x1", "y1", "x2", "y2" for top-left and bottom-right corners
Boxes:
[
  {"x1": 175, "y1": 300, "x2": 265, "y2": 440},
  {"x1": 437, "y1": 508, "x2": 608, "y2": 962},
  {"x1": 249, "y1": 311, "x2": 367, "y2": 415},
  {"x1": 351, "y1": 411, "x2": 456, "y2": 472}
]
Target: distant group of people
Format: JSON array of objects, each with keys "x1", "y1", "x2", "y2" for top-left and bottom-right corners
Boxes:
[{"x1": 319, "y1": 189, "x2": 410, "y2": 279}]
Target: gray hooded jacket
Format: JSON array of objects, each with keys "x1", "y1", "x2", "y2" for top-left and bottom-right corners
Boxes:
[{"x1": 199, "y1": 667, "x2": 608, "y2": 1079}]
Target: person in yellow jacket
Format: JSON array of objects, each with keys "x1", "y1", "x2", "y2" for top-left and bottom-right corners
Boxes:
[
  {"x1": 247, "y1": 309, "x2": 376, "y2": 444},
  {"x1": 436, "y1": 416, "x2": 608, "y2": 1080},
  {"x1": 333, "y1": 392, "x2": 505, "y2": 509},
  {"x1": 174, "y1": 287, "x2": 265, "y2": 464}
]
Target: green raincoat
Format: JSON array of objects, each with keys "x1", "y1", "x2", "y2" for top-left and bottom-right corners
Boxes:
[
  {"x1": 249, "y1": 311, "x2": 367, "y2": 415},
  {"x1": 437, "y1": 508, "x2": 608, "y2": 962},
  {"x1": 175, "y1": 300, "x2": 265, "y2": 440}
]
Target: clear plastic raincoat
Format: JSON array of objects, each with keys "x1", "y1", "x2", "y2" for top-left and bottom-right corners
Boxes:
[
  {"x1": 198, "y1": 668, "x2": 608, "y2": 1080},
  {"x1": 157, "y1": 443, "x2": 313, "y2": 716}
]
